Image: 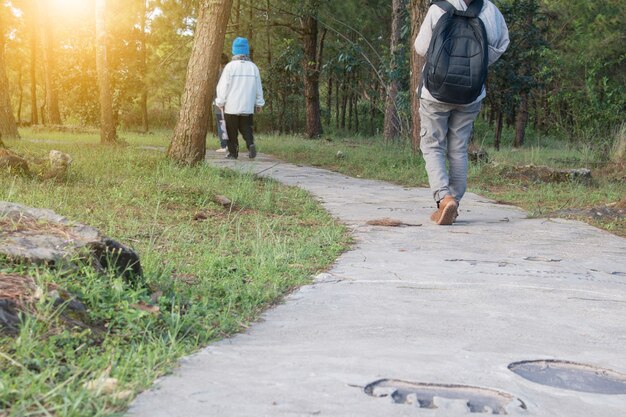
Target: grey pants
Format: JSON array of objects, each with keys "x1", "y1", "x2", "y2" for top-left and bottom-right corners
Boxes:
[{"x1": 419, "y1": 99, "x2": 482, "y2": 203}]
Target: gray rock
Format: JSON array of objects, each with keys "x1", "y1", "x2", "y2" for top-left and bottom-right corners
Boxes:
[{"x1": 0, "y1": 201, "x2": 142, "y2": 280}]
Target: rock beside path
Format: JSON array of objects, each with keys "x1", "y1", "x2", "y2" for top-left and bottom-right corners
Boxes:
[
  {"x1": 498, "y1": 164, "x2": 592, "y2": 183},
  {"x1": 0, "y1": 201, "x2": 142, "y2": 279}
]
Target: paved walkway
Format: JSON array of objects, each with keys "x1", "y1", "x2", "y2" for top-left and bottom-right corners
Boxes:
[{"x1": 130, "y1": 152, "x2": 626, "y2": 417}]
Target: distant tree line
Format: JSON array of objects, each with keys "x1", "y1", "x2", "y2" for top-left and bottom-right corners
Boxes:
[{"x1": 0, "y1": 0, "x2": 623, "y2": 150}]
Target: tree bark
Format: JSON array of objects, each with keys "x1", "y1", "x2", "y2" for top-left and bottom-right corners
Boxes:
[
  {"x1": 494, "y1": 111, "x2": 503, "y2": 151},
  {"x1": 335, "y1": 75, "x2": 339, "y2": 129},
  {"x1": 409, "y1": 0, "x2": 429, "y2": 151},
  {"x1": 95, "y1": 0, "x2": 116, "y2": 143},
  {"x1": 17, "y1": 68, "x2": 23, "y2": 124},
  {"x1": 167, "y1": 0, "x2": 233, "y2": 165},
  {"x1": 326, "y1": 74, "x2": 332, "y2": 127},
  {"x1": 40, "y1": 0, "x2": 61, "y2": 125},
  {"x1": 370, "y1": 88, "x2": 376, "y2": 135},
  {"x1": 340, "y1": 72, "x2": 348, "y2": 129},
  {"x1": 354, "y1": 88, "x2": 359, "y2": 132},
  {"x1": 140, "y1": 0, "x2": 149, "y2": 133},
  {"x1": 301, "y1": 0, "x2": 323, "y2": 138},
  {"x1": 28, "y1": 1, "x2": 38, "y2": 125},
  {"x1": 265, "y1": 0, "x2": 274, "y2": 130},
  {"x1": 514, "y1": 92, "x2": 529, "y2": 148},
  {"x1": 0, "y1": 12, "x2": 19, "y2": 139},
  {"x1": 384, "y1": 0, "x2": 403, "y2": 141}
]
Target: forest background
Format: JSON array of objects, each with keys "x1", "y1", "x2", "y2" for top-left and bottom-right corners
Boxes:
[{"x1": 0, "y1": 0, "x2": 623, "y2": 150}]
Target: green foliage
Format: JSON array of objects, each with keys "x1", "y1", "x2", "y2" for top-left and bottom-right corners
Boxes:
[
  {"x1": 539, "y1": 0, "x2": 625, "y2": 138},
  {"x1": 2, "y1": 0, "x2": 624, "y2": 143},
  {"x1": 487, "y1": 0, "x2": 547, "y2": 128}
]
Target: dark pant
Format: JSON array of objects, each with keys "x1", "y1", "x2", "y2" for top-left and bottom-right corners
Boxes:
[
  {"x1": 224, "y1": 114, "x2": 254, "y2": 157},
  {"x1": 214, "y1": 105, "x2": 228, "y2": 148}
]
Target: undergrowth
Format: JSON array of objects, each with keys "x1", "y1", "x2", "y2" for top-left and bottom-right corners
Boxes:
[{"x1": 0, "y1": 128, "x2": 350, "y2": 416}]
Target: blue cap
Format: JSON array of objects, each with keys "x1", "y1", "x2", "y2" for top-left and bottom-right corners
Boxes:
[{"x1": 232, "y1": 37, "x2": 249, "y2": 56}]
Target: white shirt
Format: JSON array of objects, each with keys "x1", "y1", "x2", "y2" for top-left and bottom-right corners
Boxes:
[
  {"x1": 215, "y1": 59, "x2": 265, "y2": 115},
  {"x1": 414, "y1": 0, "x2": 510, "y2": 103}
]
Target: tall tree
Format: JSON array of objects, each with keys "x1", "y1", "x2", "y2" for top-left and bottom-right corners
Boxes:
[
  {"x1": 301, "y1": 0, "x2": 324, "y2": 138},
  {"x1": 383, "y1": 0, "x2": 403, "y2": 141},
  {"x1": 167, "y1": 0, "x2": 233, "y2": 165},
  {"x1": 0, "y1": 9, "x2": 19, "y2": 139},
  {"x1": 409, "y1": 0, "x2": 428, "y2": 150},
  {"x1": 95, "y1": 0, "x2": 116, "y2": 143},
  {"x1": 26, "y1": 0, "x2": 38, "y2": 125},
  {"x1": 139, "y1": 0, "x2": 149, "y2": 133},
  {"x1": 40, "y1": 0, "x2": 62, "y2": 125}
]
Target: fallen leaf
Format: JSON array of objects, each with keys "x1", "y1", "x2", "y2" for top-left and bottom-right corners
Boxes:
[
  {"x1": 84, "y1": 377, "x2": 118, "y2": 394},
  {"x1": 131, "y1": 301, "x2": 160, "y2": 314},
  {"x1": 366, "y1": 218, "x2": 421, "y2": 227}
]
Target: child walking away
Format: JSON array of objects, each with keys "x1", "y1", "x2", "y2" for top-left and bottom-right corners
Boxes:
[
  {"x1": 215, "y1": 37, "x2": 265, "y2": 160},
  {"x1": 414, "y1": 0, "x2": 509, "y2": 224}
]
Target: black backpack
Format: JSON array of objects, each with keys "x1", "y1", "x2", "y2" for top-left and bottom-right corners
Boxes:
[{"x1": 419, "y1": 0, "x2": 488, "y2": 104}]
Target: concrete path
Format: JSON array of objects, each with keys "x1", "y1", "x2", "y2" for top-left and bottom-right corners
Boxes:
[{"x1": 130, "y1": 152, "x2": 626, "y2": 417}]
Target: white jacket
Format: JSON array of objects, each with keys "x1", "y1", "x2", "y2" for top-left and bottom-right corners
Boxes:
[
  {"x1": 414, "y1": 0, "x2": 510, "y2": 103},
  {"x1": 215, "y1": 59, "x2": 265, "y2": 115}
]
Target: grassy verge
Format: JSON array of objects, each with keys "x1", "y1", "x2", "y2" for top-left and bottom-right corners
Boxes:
[
  {"x1": 258, "y1": 122, "x2": 625, "y2": 237},
  {"x1": 0, "y1": 128, "x2": 350, "y2": 416}
]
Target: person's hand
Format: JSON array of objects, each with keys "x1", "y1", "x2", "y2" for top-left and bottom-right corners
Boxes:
[{"x1": 255, "y1": 106, "x2": 263, "y2": 113}]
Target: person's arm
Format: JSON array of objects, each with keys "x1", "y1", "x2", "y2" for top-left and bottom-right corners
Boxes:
[
  {"x1": 254, "y1": 66, "x2": 265, "y2": 111},
  {"x1": 414, "y1": 6, "x2": 439, "y2": 57},
  {"x1": 487, "y1": 8, "x2": 510, "y2": 66}
]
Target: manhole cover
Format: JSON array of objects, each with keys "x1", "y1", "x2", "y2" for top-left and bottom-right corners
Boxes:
[
  {"x1": 364, "y1": 379, "x2": 526, "y2": 415},
  {"x1": 508, "y1": 360, "x2": 626, "y2": 394}
]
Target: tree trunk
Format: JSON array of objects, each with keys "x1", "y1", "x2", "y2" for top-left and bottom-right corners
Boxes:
[
  {"x1": 167, "y1": 0, "x2": 233, "y2": 165},
  {"x1": 140, "y1": 0, "x2": 149, "y2": 133},
  {"x1": 384, "y1": 0, "x2": 402, "y2": 141},
  {"x1": 234, "y1": 0, "x2": 240, "y2": 29},
  {"x1": 301, "y1": 0, "x2": 323, "y2": 138},
  {"x1": 409, "y1": 0, "x2": 429, "y2": 151},
  {"x1": 341, "y1": 74, "x2": 348, "y2": 129},
  {"x1": 40, "y1": 1, "x2": 61, "y2": 125},
  {"x1": 370, "y1": 89, "x2": 376, "y2": 135},
  {"x1": 17, "y1": 68, "x2": 23, "y2": 124},
  {"x1": 326, "y1": 74, "x2": 332, "y2": 127},
  {"x1": 514, "y1": 92, "x2": 529, "y2": 148},
  {"x1": 28, "y1": 2, "x2": 38, "y2": 125},
  {"x1": 335, "y1": 75, "x2": 339, "y2": 129},
  {"x1": 494, "y1": 111, "x2": 503, "y2": 151},
  {"x1": 0, "y1": 12, "x2": 19, "y2": 140},
  {"x1": 265, "y1": 0, "x2": 274, "y2": 131},
  {"x1": 355, "y1": 90, "x2": 359, "y2": 132},
  {"x1": 95, "y1": 0, "x2": 116, "y2": 143},
  {"x1": 247, "y1": 0, "x2": 254, "y2": 61},
  {"x1": 348, "y1": 87, "x2": 353, "y2": 131}
]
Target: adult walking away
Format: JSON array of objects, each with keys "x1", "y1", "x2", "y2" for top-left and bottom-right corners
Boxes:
[
  {"x1": 215, "y1": 37, "x2": 265, "y2": 160},
  {"x1": 415, "y1": 0, "x2": 509, "y2": 225}
]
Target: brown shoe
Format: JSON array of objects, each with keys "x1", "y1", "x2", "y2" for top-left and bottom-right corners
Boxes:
[{"x1": 431, "y1": 195, "x2": 458, "y2": 225}]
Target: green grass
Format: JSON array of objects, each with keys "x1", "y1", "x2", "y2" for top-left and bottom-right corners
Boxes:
[
  {"x1": 0, "y1": 128, "x2": 350, "y2": 416},
  {"x1": 258, "y1": 121, "x2": 625, "y2": 237}
]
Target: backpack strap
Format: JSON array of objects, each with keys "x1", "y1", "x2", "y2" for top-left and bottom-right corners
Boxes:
[
  {"x1": 466, "y1": 0, "x2": 484, "y2": 17},
  {"x1": 432, "y1": 0, "x2": 484, "y2": 17},
  {"x1": 431, "y1": 0, "x2": 456, "y2": 14},
  {"x1": 418, "y1": 1, "x2": 455, "y2": 101}
]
